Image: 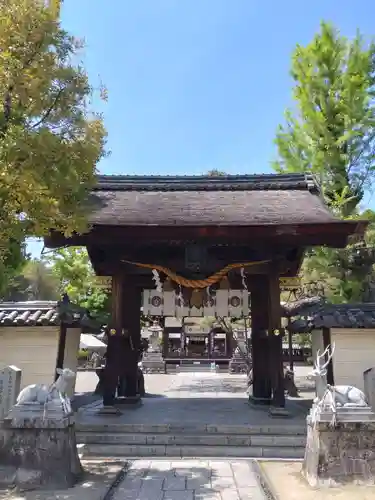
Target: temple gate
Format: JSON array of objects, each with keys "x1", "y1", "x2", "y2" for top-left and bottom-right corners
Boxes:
[{"x1": 45, "y1": 173, "x2": 366, "y2": 412}]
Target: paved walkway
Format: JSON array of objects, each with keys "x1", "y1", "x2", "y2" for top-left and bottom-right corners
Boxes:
[
  {"x1": 78, "y1": 372, "x2": 308, "y2": 427},
  {"x1": 113, "y1": 459, "x2": 267, "y2": 500}
]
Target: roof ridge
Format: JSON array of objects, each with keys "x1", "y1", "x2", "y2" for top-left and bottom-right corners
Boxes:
[
  {"x1": 0, "y1": 300, "x2": 58, "y2": 310},
  {"x1": 93, "y1": 173, "x2": 321, "y2": 193}
]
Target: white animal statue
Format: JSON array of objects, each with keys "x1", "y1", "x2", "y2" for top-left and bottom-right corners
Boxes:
[
  {"x1": 16, "y1": 367, "x2": 75, "y2": 406},
  {"x1": 309, "y1": 343, "x2": 368, "y2": 427}
]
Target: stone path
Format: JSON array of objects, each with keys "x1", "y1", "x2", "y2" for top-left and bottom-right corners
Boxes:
[
  {"x1": 112, "y1": 459, "x2": 267, "y2": 500},
  {"x1": 78, "y1": 373, "x2": 308, "y2": 427},
  {"x1": 75, "y1": 367, "x2": 315, "y2": 396}
]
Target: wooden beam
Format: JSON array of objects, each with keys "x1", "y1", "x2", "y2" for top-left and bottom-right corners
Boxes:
[{"x1": 45, "y1": 221, "x2": 359, "y2": 249}]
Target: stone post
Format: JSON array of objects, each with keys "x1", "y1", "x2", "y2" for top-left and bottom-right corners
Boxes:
[
  {"x1": 0, "y1": 366, "x2": 21, "y2": 421},
  {"x1": 302, "y1": 405, "x2": 375, "y2": 487},
  {"x1": 0, "y1": 398, "x2": 82, "y2": 490}
]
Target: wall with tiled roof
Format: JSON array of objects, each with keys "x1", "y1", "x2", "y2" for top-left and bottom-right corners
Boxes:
[
  {"x1": 0, "y1": 300, "x2": 99, "y2": 329},
  {"x1": 0, "y1": 301, "x2": 59, "y2": 326},
  {"x1": 284, "y1": 298, "x2": 375, "y2": 332}
]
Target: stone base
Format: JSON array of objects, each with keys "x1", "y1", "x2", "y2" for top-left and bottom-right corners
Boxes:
[
  {"x1": 97, "y1": 406, "x2": 122, "y2": 416},
  {"x1": 228, "y1": 358, "x2": 248, "y2": 374},
  {"x1": 142, "y1": 352, "x2": 165, "y2": 374},
  {"x1": 0, "y1": 402, "x2": 82, "y2": 491},
  {"x1": 115, "y1": 396, "x2": 142, "y2": 407},
  {"x1": 302, "y1": 405, "x2": 375, "y2": 487},
  {"x1": 269, "y1": 406, "x2": 290, "y2": 418},
  {"x1": 248, "y1": 395, "x2": 272, "y2": 407}
]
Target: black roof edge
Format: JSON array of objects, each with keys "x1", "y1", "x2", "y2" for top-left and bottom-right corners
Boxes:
[{"x1": 93, "y1": 173, "x2": 321, "y2": 193}]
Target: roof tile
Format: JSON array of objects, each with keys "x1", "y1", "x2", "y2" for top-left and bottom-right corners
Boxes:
[
  {"x1": 286, "y1": 299, "x2": 375, "y2": 332},
  {"x1": 0, "y1": 301, "x2": 97, "y2": 328},
  {"x1": 89, "y1": 188, "x2": 336, "y2": 227}
]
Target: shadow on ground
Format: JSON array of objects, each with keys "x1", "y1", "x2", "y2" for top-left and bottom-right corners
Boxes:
[
  {"x1": 0, "y1": 460, "x2": 125, "y2": 500},
  {"x1": 113, "y1": 460, "x2": 266, "y2": 500}
]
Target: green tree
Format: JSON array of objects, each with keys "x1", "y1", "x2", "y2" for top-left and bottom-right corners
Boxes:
[
  {"x1": 0, "y1": 239, "x2": 27, "y2": 297},
  {"x1": 0, "y1": 0, "x2": 106, "y2": 264},
  {"x1": 273, "y1": 22, "x2": 375, "y2": 302},
  {"x1": 207, "y1": 170, "x2": 226, "y2": 176},
  {"x1": 45, "y1": 247, "x2": 110, "y2": 318},
  {"x1": 3, "y1": 258, "x2": 59, "y2": 301},
  {"x1": 273, "y1": 22, "x2": 375, "y2": 215}
]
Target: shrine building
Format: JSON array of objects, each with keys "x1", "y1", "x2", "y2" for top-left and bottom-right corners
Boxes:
[{"x1": 45, "y1": 173, "x2": 366, "y2": 410}]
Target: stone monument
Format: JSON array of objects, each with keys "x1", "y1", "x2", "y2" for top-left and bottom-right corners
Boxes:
[
  {"x1": 228, "y1": 347, "x2": 249, "y2": 373},
  {"x1": 142, "y1": 329, "x2": 165, "y2": 374},
  {"x1": 0, "y1": 365, "x2": 21, "y2": 421},
  {"x1": 0, "y1": 368, "x2": 82, "y2": 491},
  {"x1": 302, "y1": 344, "x2": 375, "y2": 487}
]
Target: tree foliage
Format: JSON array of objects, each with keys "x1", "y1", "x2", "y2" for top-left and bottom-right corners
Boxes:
[
  {"x1": 274, "y1": 22, "x2": 375, "y2": 215},
  {"x1": 45, "y1": 247, "x2": 110, "y2": 318},
  {"x1": 207, "y1": 169, "x2": 226, "y2": 176},
  {"x1": 0, "y1": 239, "x2": 27, "y2": 297},
  {"x1": 0, "y1": 0, "x2": 106, "y2": 260},
  {"x1": 2, "y1": 258, "x2": 59, "y2": 301},
  {"x1": 273, "y1": 22, "x2": 375, "y2": 303}
]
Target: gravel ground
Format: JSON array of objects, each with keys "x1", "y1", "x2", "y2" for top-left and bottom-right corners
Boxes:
[{"x1": 260, "y1": 461, "x2": 375, "y2": 500}]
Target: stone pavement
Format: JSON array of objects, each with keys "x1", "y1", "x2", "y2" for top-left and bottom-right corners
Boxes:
[
  {"x1": 113, "y1": 459, "x2": 268, "y2": 500},
  {"x1": 78, "y1": 373, "x2": 308, "y2": 427},
  {"x1": 74, "y1": 366, "x2": 315, "y2": 396}
]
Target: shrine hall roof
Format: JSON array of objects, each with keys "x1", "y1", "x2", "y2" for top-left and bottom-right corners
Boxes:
[{"x1": 88, "y1": 173, "x2": 340, "y2": 226}]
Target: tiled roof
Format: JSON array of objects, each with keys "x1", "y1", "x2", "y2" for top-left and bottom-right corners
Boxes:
[
  {"x1": 88, "y1": 173, "x2": 338, "y2": 227},
  {"x1": 93, "y1": 173, "x2": 320, "y2": 192},
  {"x1": 0, "y1": 301, "x2": 97, "y2": 328},
  {"x1": 281, "y1": 296, "x2": 325, "y2": 318},
  {"x1": 285, "y1": 298, "x2": 375, "y2": 332}
]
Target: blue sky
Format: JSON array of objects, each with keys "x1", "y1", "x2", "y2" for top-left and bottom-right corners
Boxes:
[{"x1": 29, "y1": 0, "x2": 375, "y2": 257}]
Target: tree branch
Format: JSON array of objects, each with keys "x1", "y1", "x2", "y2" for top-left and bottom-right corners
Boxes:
[
  {"x1": 0, "y1": 85, "x2": 14, "y2": 138},
  {"x1": 31, "y1": 87, "x2": 65, "y2": 129}
]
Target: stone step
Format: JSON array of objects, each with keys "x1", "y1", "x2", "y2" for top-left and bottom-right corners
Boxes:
[
  {"x1": 177, "y1": 366, "x2": 215, "y2": 372},
  {"x1": 78, "y1": 443, "x2": 305, "y2": 459},
  {"x1": 76, "y1": 423, "x2": 307, "y2": 436},
  {"x1": 77, "y1": 431, "x2": 306, "y2": 448}
]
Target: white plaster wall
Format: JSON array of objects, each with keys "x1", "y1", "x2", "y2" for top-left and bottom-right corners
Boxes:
[
  {"x1": 310, "y1": 329, "x2": 326, "y2": 392},
  {"x1": 0, "y1": 327, "x2": 59, "y2": 389},
  {"x1": 63, "y1": 328, "x2": 81, "y2": 398},
  {"x1": 331, "y1": 328, "x2": 375, "y2": 392}
]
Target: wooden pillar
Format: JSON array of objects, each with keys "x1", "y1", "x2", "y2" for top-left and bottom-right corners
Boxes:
[
  {"x1": 250, "y1": 270, "x2": 284, "y2": 407},
  {"x1": 267, "y1": 270, "x2": 285, "y2": 408},
  {"x1": 322, "y1": 327, "x2": 334, "y2": 385},
  {"x1": 226, "y1": 330, "x2": 233, "y2": 358},
  {"x1": 120, "y1": 281, "x2": 142, "y2": 398},
  {"x1": 162, "y1": 320, "x2": 168, "y2": 359},
  {"x1": 250, "y1": 275, "x2": 272, "y2": 403},
  {"x1": 103, "y1": 273, "x2": 125, "y2": 407},
  {"x1": 55, "y1": 323, "x2": 67, "y2": 380},
  {"x1": 269, "y1": 332, "x2": 285, "y2": 408},
  {"x1": 288, "y1": 326, "x2": 294, "y2": 372},
  {"x1": 111, "y1": 273, "x2": 124, "y2": 334}
]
